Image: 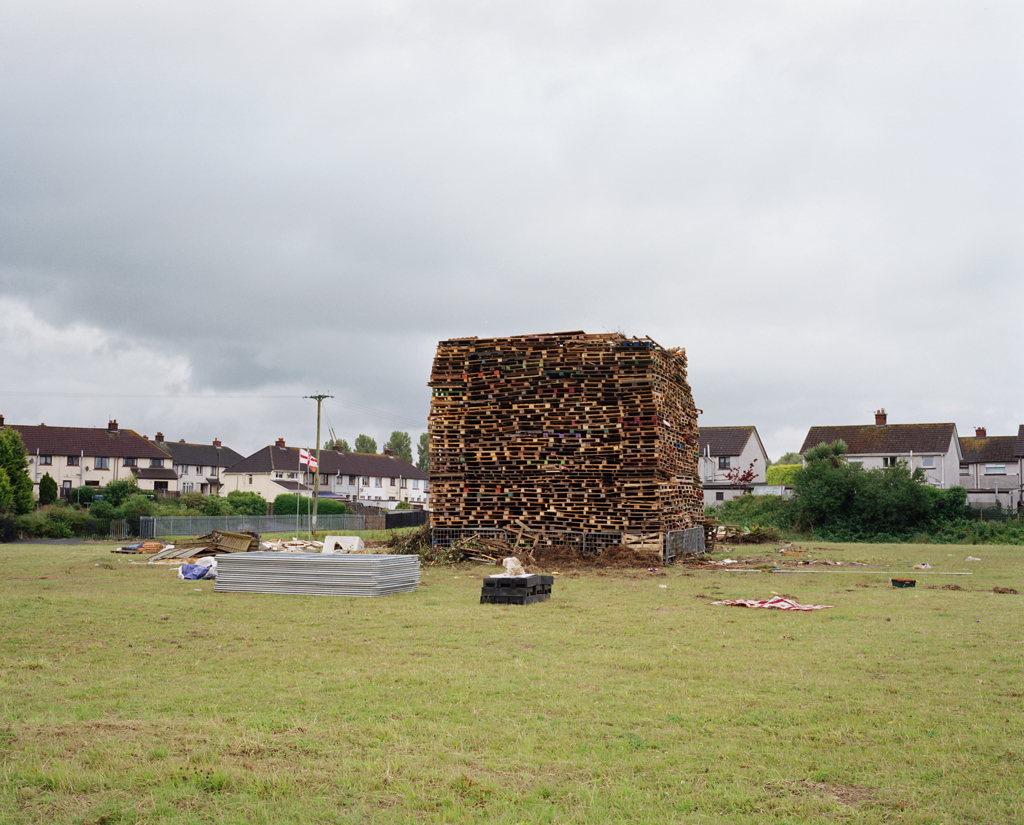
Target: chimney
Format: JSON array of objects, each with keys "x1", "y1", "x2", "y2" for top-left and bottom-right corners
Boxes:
[
  {"x1": 0, "y1": 414, "x2": 4, "y2": 428},
  {"x1": 334, "y1": 443, "x2": 344, "y2": 452},
  {"x1": 179, "y1": 439, "x2": 186, "y2": 443},
  {"x1": 874, "y1": 409, "x2": 887, "y2": 427},
  {"x1": 213, "y1": 438, "x2": 221, "y2": 448},
  {"x1": 275, "y1": 437, "x2": 286, "y2": 448},
  {"x1": 155, "y1": 432, "x2": 164, "y2": 443},
  {"x1": 975, "y1": 427, "x2": 986, "y2": 439},
  {"x1": 108, "y1": 419, "x2": 118, "y2": 433},
  {"x1": 384, "y1": 448, "x2": 395, "y2": 457}
]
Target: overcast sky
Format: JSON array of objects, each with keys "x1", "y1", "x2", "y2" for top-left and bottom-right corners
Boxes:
[{"x1": 2, "y1": 1, "x2": 1021, "y2": 464}]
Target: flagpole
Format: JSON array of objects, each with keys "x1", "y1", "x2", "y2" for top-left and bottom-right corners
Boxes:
[{"x1": 303, "y1": 393, "x2": 332, "y2": 536}]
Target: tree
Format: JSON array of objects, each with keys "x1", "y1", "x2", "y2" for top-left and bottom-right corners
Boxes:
[
  {"x1": 417, "y1": 432, "x2": 430, "y2": 473},
  {"x1": 354, "y1": 434, "x2": 377, "y2": 454},
  {"x1": 724, "y1": 459, "x2": 758, "y2": 490},
  {"x1": 0, "y1": 468, "x2": 15, "y2": 518},
  {"x1": 325, "y1": 438, "x2": 350, "y2": 451},
  {"x1": 0, "y1": 428, "x2": 34, "y2": 515},
  {"x1": 38, "y1": 472, "x2": 58, "y2": 506},
  {"x1": 773, "y1": 451, "x2": 803, "y2": 467},
  {"x1": 383, "y1": 431, "x2": 413, "y2": 463}
]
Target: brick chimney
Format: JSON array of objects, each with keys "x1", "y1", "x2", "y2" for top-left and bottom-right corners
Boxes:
[
  {"x1": 334, "y1": 443, "x2": 344, "y2": 452},
  {"x1": 874, "y1": 409, "x2": 887, "y2": 427},
  {"x1": 155, "y1": 432, "x2": 164, "y2": 443},
  {"x1": 179, "y1": 439, "x2": 186, "y2": 443},
  {"x1": 275, "y1": 437, "x2": 286, "y2": 448},
  {"x1": 108, "y1": 419, "x2": 118, "y2": 433},
  {"x1": 384, "y1": 448, "x2": 395, "y2": 457},
  {"x1": 0, "y1": 414, "x2": 4, "y2": 428},
  {"x1": 213, "y1": 438, "x2": 221, "y2": 448},
  {"x1": 975, "y1": 427, "x2": 986, "y2": 439}
]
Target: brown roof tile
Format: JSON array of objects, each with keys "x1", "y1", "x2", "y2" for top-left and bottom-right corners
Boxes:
[
  {"x1": 697, "y1": 426, "x2": 756, "y2": 457},
  {"x1": 9, "y1": 424, "x2": 169, "y2": 460},
  {"x1": 959, "y1": 435, "x2": 1018, "y2": 464},
  {"x1": 800, "y1": 423, "x2": 958, "y2": 456},
  {"x1": 227, "y1": 445, "x2": 428, "y2": 480}
]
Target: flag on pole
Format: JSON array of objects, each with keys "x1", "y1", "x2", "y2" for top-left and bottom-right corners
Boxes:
[
  {"x1": 308, "y1": 453, "x2": 318, "y2": 471},
  {"x1": 299, "y1": 448, "x2": 310, "y2": 465}
]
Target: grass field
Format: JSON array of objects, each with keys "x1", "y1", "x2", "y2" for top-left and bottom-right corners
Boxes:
[{"x1": 1, "y1": 540, "x2": 1022, "y2": 824}]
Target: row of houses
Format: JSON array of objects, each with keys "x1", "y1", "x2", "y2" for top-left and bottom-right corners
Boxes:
[
  {"x1": 698, "y1": 410, "x2": 1024, "y2": 510},
  {"x1": 7, "y1": 409, "x2": 1023, "y2": 512},
  {"x1": 1, "y1": 416, "x2": 429, "y2": 510}
]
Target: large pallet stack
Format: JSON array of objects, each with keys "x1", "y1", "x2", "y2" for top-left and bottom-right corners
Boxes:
[{"x1": 428, "y1": 331, "x2": 702, "y2": 534}]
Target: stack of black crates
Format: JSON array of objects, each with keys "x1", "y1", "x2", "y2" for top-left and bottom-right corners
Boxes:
[{"x1": 480, "y1": 574, "x2": 554, "y2": 605}]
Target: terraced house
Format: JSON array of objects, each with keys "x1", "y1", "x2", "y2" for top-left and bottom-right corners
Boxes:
[
  {"x1": 2, "y1": 417, "x2": 178, "y2": 499},
  {"x1": 150, "y1": 433, "x2": 244, "y2": 496},
  {"x1": 800, "y1": 409, "x2": 962, "y2": 488},
  {"x1": 224, "y1": 439, "x2": 429, "y2": 509},
  {"x1": 958, "y1": 426, "x2": 1024, "y2": 510}
]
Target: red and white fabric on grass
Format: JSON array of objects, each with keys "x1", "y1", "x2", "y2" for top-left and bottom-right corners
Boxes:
[{"x1": 709, "y1": 596, "x2": 834, "y2": 611}]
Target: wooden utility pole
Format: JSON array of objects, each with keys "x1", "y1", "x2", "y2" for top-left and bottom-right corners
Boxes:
[{"x1": 304, "y1": 393, "x2": 333, "y2": 532}]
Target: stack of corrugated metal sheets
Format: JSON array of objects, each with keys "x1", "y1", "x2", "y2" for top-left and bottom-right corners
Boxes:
[{"x1": 214, "y1": 552, "x2": 420, "y2": 597}]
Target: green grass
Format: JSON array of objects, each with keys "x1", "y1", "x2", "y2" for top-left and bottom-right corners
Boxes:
[{"x1": 1, "y1": 540, "x2": 1022, "y2": 823}]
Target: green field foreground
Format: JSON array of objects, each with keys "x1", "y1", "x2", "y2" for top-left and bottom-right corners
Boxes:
[{"x1": 1, "y1": 541, "x2": 1022, "y2": 824}]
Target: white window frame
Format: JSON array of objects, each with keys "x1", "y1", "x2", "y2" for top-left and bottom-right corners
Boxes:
[
  {"x1": 95, "y1": 457, "x2": 110, "y2": 470},
  {"x1": 985, "y1": 464, "x2": 1006, "y2": 475},
  {"x1": 921, "y1": 456, "x2": 936, "y2": 468}
]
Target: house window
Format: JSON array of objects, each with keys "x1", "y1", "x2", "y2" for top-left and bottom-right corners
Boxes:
[
  {"x1": 67, "y1": 455, "x2": 80, "y2": 466},
  {"x1": 247, "y1": 475, "x2": 253, "y2": 484},
  {"x1": 960, "y1": 464, "x2": 969, "y2": 475},
  {"x1": 320, "y1": 473, "x2": 329, "y2": 485},
  {"x1": 123, "y1": 457, "x2": 137, "y2": 467},
  {"x1": 882, "y1": 457, "x2": 899, "y2": 468},
  {"x1": 849, "y1": 460, "x2": 863, "y2": 468},
  {"x1": 154, "y1": 481, "x2": 168, "y2": 491},
  {"x1": 412, "y1": 479, "x2": 419, "y2": 489},
  {"x1": 194, "y1": 466, "x2": 201, "y2": 475},
  {"x1": 39, "y1": 455, "x2": 52, "y2": 465},
  {"x1": 150, "y1": 458, "x2": 164, "y2": 468},
  {"x1": 985, "y1": 464, "x2": 1006, "y2": 475},
  {"x1": 715, "y1": 491, "x2": 724, "y2": 501},
  {"x1": 389, "y1": 477, "x2": 396, "y2": 486},
  {"x1": 375, "y1": 477, "x2": 383, "y2": 487},
  {"x1": 287, "y1": 472, "x2": 296, "y2": 479},
  {"x1": 718, "y1": 457, "x2": 730, "y2": 470},
  {"x1": 85, "y1": 480, "x2": 100, "y2": 487},
  {"x1": 183, "y1": 482, "x2": 194, "y2": 492},
  {"x1": 921, "y1": 456, "x2": 935, "y2": 468},
  {"x1": 349, "y1": 475, "x2": 358, "y2": 485},
  {"x1": 401, "y1": 479, "x2": 407, "y2": 488},
  {"x1": 95, "y1": 457, "x2": 110, "y2": 470},
  {"x1": 275, "y1": 472, "x2": 283, "y2": 478}
]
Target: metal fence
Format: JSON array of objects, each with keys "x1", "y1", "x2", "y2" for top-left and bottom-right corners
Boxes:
[
  {"x1": 385, "y1": 509, "x2": 430, "y2": 530},
  {"x1": 141, "y1": 513, "x2": 369, "y2": 538},
  {"x1": 664, "y1": 526, "x2": 706, "y2": 563}
]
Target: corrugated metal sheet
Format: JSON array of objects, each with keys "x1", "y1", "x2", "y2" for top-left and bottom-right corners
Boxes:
[{"x1": 214, "y1": 552, "x2": 420, "y2": 597}]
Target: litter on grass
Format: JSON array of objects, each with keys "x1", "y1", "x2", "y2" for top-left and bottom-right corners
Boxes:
[{"x1": 710, "y1": 596, "x2": 834, "y2": 611}]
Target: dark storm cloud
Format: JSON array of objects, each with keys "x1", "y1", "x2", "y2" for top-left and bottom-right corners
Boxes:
[{"x1": 1, "y1": 1, "x2": 1022, "y2": 458}]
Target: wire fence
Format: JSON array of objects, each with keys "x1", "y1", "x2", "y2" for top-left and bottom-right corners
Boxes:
[{"x1": 140, "y1": 510, "x2": 429, "y2": 538}]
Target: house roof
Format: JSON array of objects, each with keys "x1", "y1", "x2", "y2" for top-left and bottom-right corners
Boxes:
[
  {"x1": 226, "y1": 445, "x2": 428, "y2": 480},
  {"x1": 152, "y1": 439, "x2": 244, "y2": 467},
  {"x1": 7, "y1": 423, "x2": 169, "y2": 459},
  {"x1": 800, "y1": 423, "x2": 958, "y2": 457},
  {"x1": 130, "y1": 467, "x2": 179, "y2": 481},
  {"x1": 959, "y1": 435, "x2": 1019, "y2": 464},
  {"x1": 272, "y1": 480, "x2": 312, "y2": 492},
  {"x1": 697, "y1": 426, "x2": 757, "y2": 458},
  {"x1": 1017, "y1": 425, "x2": 1024, "y2": 459}
]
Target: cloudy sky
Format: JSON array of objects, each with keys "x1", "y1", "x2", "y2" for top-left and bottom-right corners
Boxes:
[{"x1": 2, "y1": 0, "x2": 1021, "y2": 463}]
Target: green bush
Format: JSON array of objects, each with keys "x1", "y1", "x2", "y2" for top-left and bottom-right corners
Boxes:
[
  {"x1": 100, "y1": 477, "x2": 139, "y2": 508},
  {"x1": 766, "y1": 464, "x2": 800, "y2": 485},
  {"x1": 225, "y1": 490, "x2": 268, "y2": 516},
  {"x1": 272, "y1": 494, "x2": 347, "y2": 516},
  {"x1": 706, "y1": 494, "x2": 796, "y2": 530},
  {"x1": 69, "y1": 486, "x2": 97, "y2": 505},
  {"x1": 118, "y1": 494, "x2": 156, "y2": 519},
  {"x1": 89, "y1": 499, "x2": 117, "y2": 520}
]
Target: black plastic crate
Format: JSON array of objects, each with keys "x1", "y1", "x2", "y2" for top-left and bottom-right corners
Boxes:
[{"x1": 480, "y1": 574, "x2": 553, "y2": 605}]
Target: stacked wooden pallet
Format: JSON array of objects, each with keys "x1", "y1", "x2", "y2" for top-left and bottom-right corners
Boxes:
[{"x1": 428, "y1": 331, "x2": 703, "y2": 534}]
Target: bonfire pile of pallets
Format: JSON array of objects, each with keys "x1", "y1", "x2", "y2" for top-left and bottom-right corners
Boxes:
[{"x1": 427, "y1": 331, "x2": 702, "y2": 534}]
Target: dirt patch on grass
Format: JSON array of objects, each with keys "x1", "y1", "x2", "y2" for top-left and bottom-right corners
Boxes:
[
  {"x1": 992, "y1": 586, "x2": 1019, "y2": 595},
  {"x1": 524, "y1": 543, "x2": 662, "y2": 571},
  {"x1": 941, "y1": 584, "x2": 965, "y2": 591},
  {"x1": 773, "y1": 779, "x2": 874, "y2": 806}
]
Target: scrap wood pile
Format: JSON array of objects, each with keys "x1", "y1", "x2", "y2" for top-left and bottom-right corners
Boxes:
[
  {"x1": 148, "y1": 530, "x2": 260, "y2": 563},
  {"x1": 261, "y1": 537, "x2": 324, "y2": 552},
  {"x1": 715, "y1": 523, "x2": 779, "y2": 544},
  {"x1": 113, "y1": 540, "x2": 168, "y2": 554},
  {"x1": 387, "y1": 525, "x2": 661, "y2": 569},
  {"x1": 428, "y1": 331, "x2": 703, "y2": 535}
]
